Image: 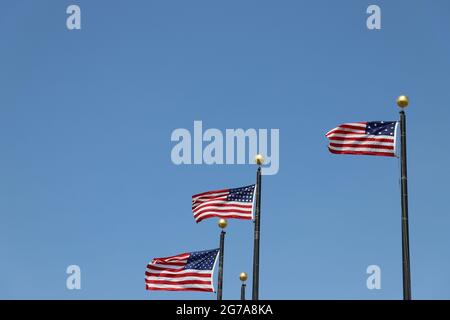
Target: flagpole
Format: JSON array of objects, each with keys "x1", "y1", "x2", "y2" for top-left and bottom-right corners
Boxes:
[
  {"x1": 397, "y1": 95, "x2": 412, "y2": 300},
  {"x1": 217, "y1": 218, "x2": 227, "y2": 300},
  {"x1": 252, "y1": 154, "x2": 263, "y2": 300},
  {"x1": 240, "y1": 272, "x2": 247, "y2": 300}
]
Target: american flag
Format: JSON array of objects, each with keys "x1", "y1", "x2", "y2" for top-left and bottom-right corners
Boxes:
[
  {"x1": 145, "y1": 248, "x2": 220, "y2": 292},
  {"x1": 326, "y1": 121, "x2": 398, "y2": 157},
  {"x1": 192, "y1": 184, "x2": 256, "y2": 223}
]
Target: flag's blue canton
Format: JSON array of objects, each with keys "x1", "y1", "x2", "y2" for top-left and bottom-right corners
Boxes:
[
  {"x1": 184, "y1": 249, "x2": 219, "y2": 270},
  {"x1": 227, "y1": 184, "x2": 255, "y2": 203},
  {"x1": 366, "y1": 121, "x2": 396, "y2": 136}
]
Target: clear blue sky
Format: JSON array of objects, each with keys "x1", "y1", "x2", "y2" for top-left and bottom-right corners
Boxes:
[{"x1": 1, "y1": 1, "x2": 450, "y2": 299}]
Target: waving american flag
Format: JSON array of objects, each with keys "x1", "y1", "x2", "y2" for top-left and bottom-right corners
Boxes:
[
  {"x1": 192, "y1": 184, "x2": 256, "y2": 223},
  {"x1": 145, "y1": 249, "x2": 220, "y2": 292},
  {"x1": 326, "y1": 121, "x2": 398, "y2": 157}
]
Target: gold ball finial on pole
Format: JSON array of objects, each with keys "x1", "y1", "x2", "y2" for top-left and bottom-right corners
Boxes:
[
  {"x1": 218, "y1": 218, "x2": 228, "y2": 229},
  {"x1": 255, "y1": 154, "x2": 264, "y2": 166},
  {"x1": 397, "y1": 95, "x2": 409, "y2": 108},
  {"x1": 239, "y1": 272, "x2": 248, "y2": 282}
]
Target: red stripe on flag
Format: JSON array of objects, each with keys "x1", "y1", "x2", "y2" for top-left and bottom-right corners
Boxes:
[
  {"x1": 194, "y1": 207, "x2": 252, "y2": 220},
  {"x1": 328, "y1": 147, "x2": 395, "y2": 157},
  {"x1": 145, "y1": 279, "x2": 212, "y2": 285},
  {"x1": 328, "y1": 136, "x2": 394, "y2": 143},
  {"x1": 146, "y1": 287, "x2": 214, "y2": 292},
  {"x1": 338, "y1": 124, "x2": 367, "y2": 130},
  {"x1": 196, "y1": 214, "x2": 252, "y2": 223},
  {"x1": 146, "y1": 265, "x2": 184, "y2": 272},
  {"x1": 145, "y1": 271, "x2": 211, "y2": 278},
  {"x1": 329, "y1": 143, "x2": 394, "y2": 150}
]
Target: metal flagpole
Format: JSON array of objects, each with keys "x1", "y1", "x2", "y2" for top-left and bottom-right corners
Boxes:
[
  {"x1": 397, "y1": 95, "x2": 412, "y2": 300},
  {"x1": 239, "y1": 272, "x2": 247, "y2": 300},
  {"x1": 217, "y1": 218, "x2": 227, "y2": 300},
  {"x1": 252, "y1": 154, "x2": 263, "y2": 300}
]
